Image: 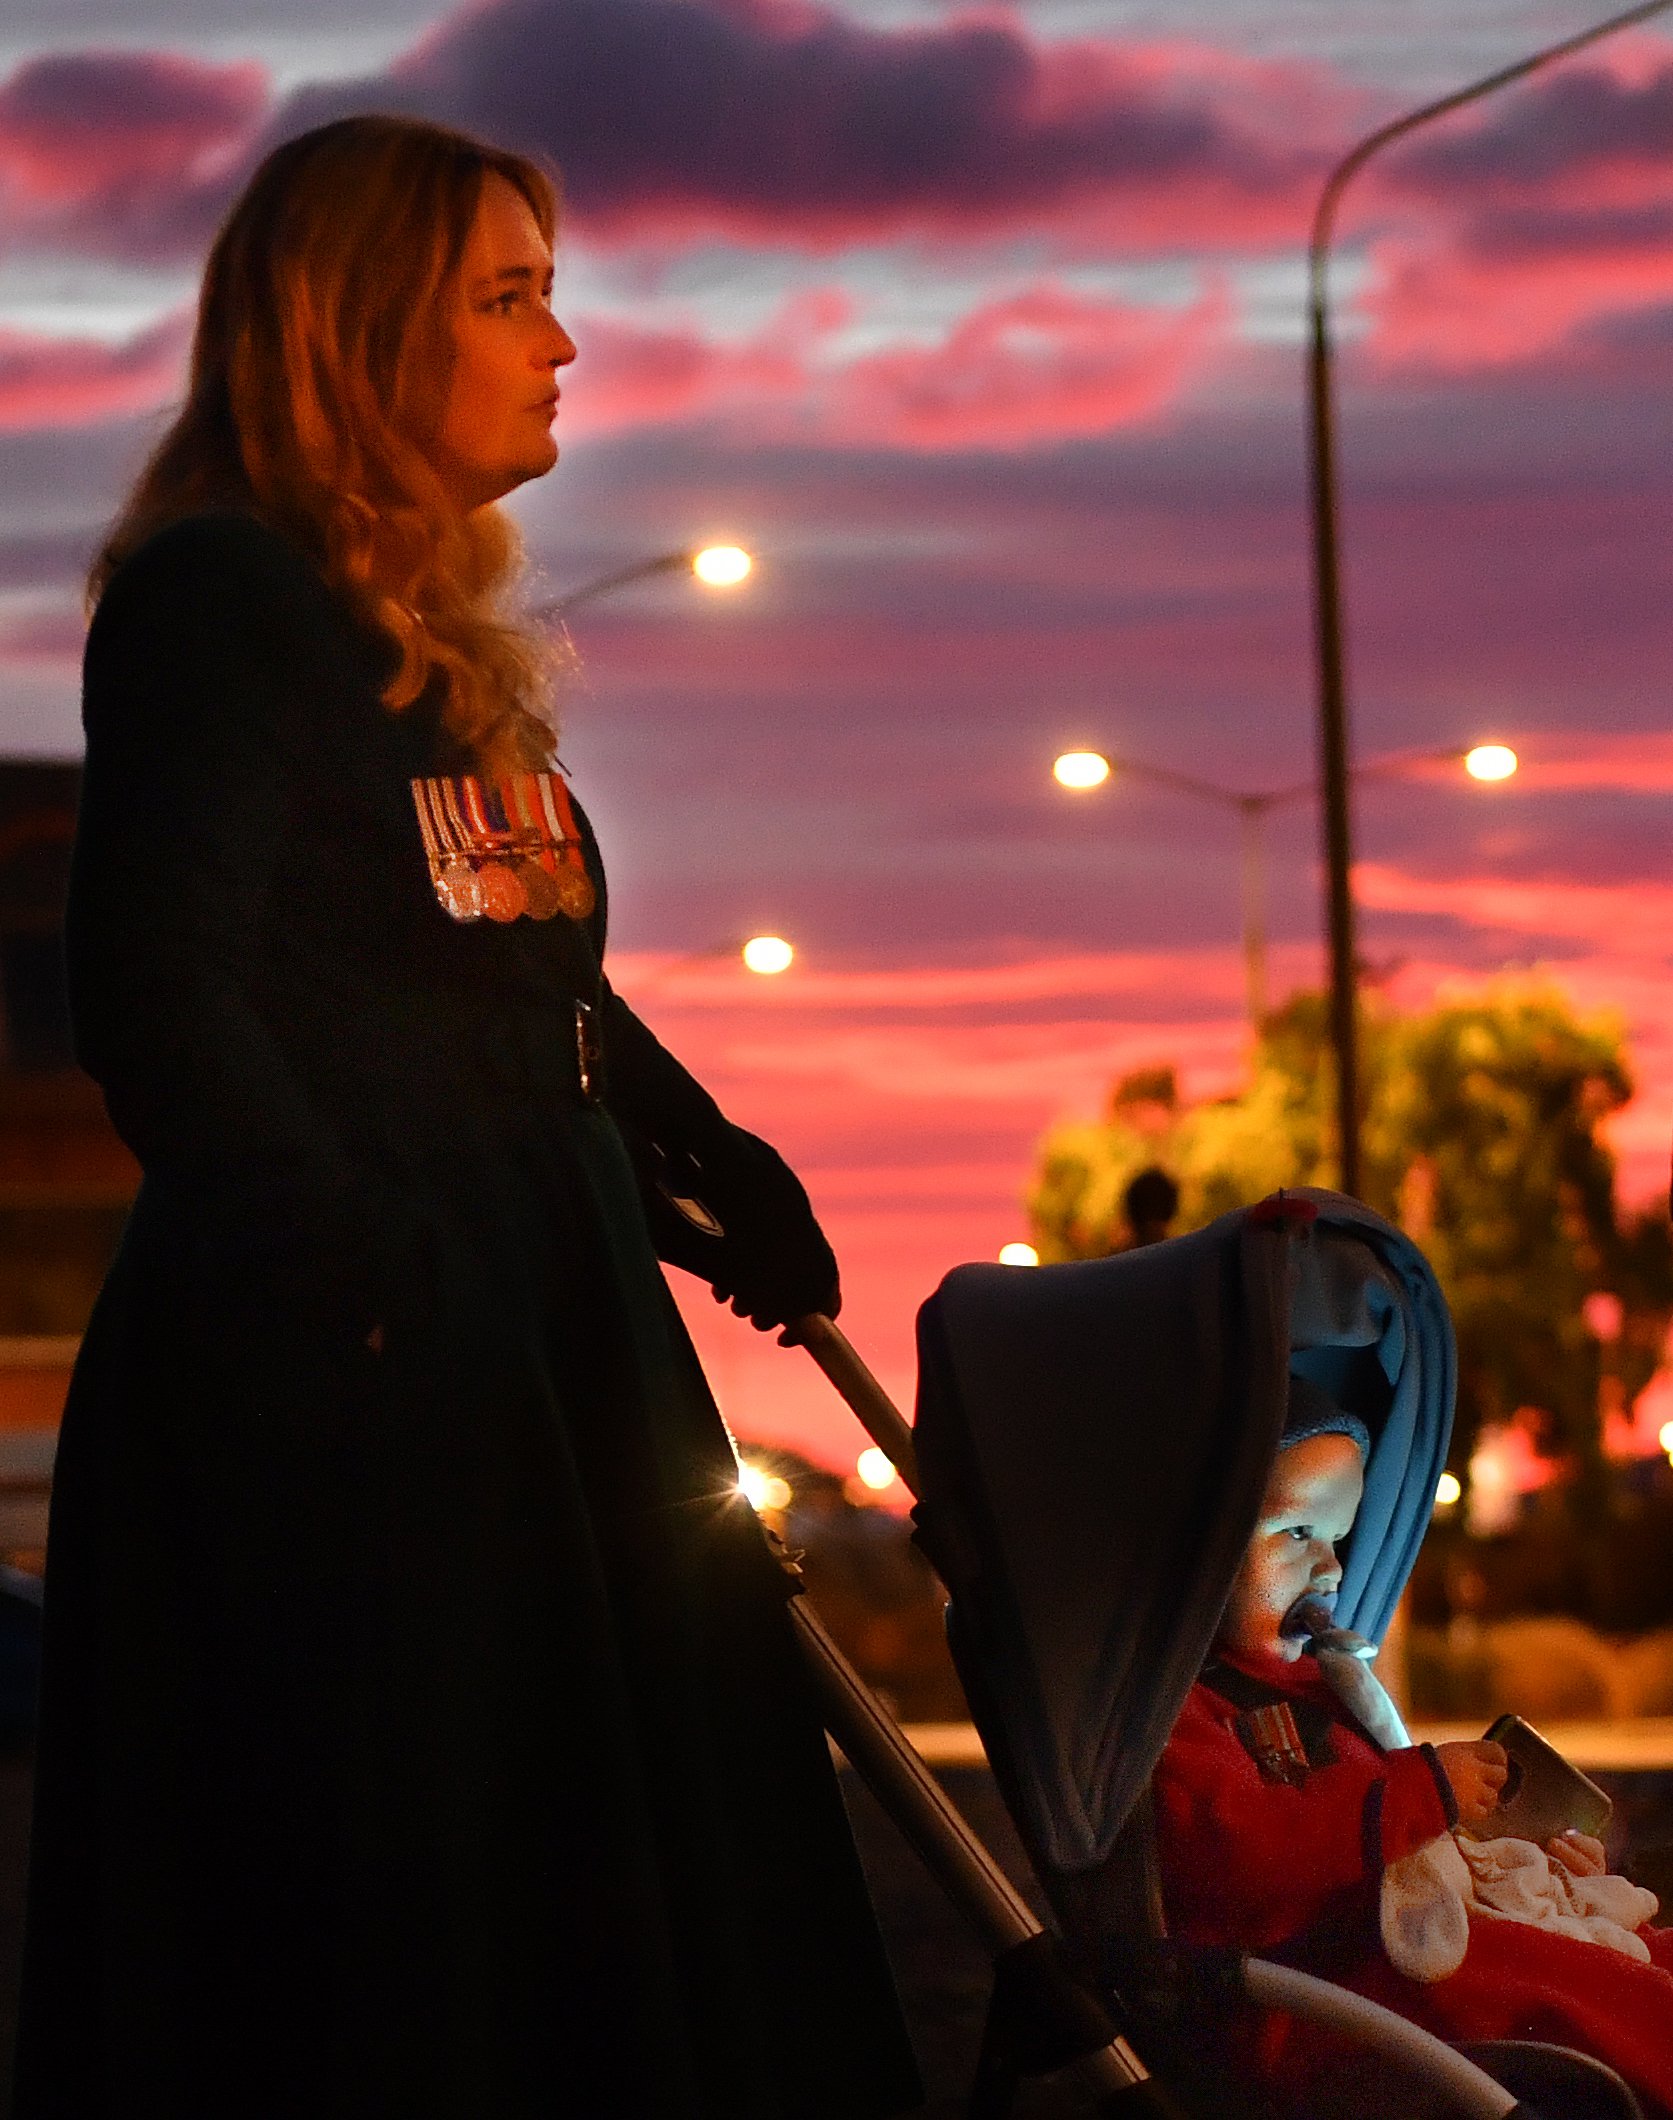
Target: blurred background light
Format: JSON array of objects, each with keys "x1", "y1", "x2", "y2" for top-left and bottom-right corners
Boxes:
[
  {"x1": 738, "y1": 1461, "x2": 792, "y2": 1512},
  {"x1": 1052, "y1": 750, "x2": 1112, "y2": 791},
  {"x1": 855, "y1": 1447, "x2": 897, "y2": 1491},
  {"x1": 998, "y1": 1242, "x2": 1040, "y2": 1266}
]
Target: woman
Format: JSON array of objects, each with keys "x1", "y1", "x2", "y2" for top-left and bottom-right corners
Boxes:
[{"x1": 16, "y1": 115, "x2": 920, "y2": 2119}]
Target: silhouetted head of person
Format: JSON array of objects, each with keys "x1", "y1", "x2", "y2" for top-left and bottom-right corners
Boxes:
[{"x1": 1122, "y1": 1165, "x2": 1180, "y2": 1248}]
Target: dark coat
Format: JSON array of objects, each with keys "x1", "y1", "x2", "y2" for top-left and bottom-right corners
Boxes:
[{"x1": 15, "y1": 513, "x2": 920, "y2": 2119}]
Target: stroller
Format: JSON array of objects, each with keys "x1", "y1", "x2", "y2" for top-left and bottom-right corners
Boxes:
[{"x1": 781, "y1": 1188, "x2": 1645, "y2": 2120}]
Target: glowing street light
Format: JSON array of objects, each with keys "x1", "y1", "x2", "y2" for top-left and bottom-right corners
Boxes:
[
  {"x1": 1052, "y1": 739, "x2": 1520, "y2": 1026},
  {"x1": 1435, "y1": 1471, "x2": 1463, "y2": 1509},
  {"x1": 1464, "y1": 744, "x2": 1518, "y2": 784},
  {"x1": 693, "y1": 544, "x2": 752, "y2": 589},
  {"x1": 741, "y1": 934, "x2": 794, "y2": 976},
  {"x1": 999, "y1": 1242, "x2": 1040, "y2": 1266},
  {"x1": 1053, "y1": 751, "x2": 1113, "y2": 791},
  {"x1": 539, "y1": 543, "x2": 757, "y2": 621},
  {"x1": 633, "y1": 935, "x2": 797, "y2": 990}
]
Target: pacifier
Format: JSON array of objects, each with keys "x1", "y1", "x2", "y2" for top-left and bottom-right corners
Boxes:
[
  {"x1": 1279, "y1": 1591, "x2": 1338, "y2": 1643},
  {"x1": 1281, "y1": 1591, "x2": 1378, "y2": 1662}
]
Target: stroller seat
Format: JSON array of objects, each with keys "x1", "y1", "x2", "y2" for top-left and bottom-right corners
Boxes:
[{"x1": 908, "y1": 1189, "x2": 1644, "y2": 2120}]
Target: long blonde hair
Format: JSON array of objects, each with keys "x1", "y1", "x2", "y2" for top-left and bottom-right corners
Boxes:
[{"x1": 92, "y1": 114, "x2": 562, "y2": 771}]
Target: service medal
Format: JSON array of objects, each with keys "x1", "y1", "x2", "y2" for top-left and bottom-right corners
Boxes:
[
  {"x1": 435, "y1": 859, "x2": 486, "y2": 921},
  {"x1": 479, "y1": 861, "x2": 529, "y2": 922},
  {"x1": 554, "y1": 866, "x2": 596, "y2": 919},
  {"x1": 518, "y1": 859, "x2": 564, "y2": 921}
]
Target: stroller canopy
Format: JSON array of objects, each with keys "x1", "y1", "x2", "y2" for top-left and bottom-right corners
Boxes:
[{"x1": 912, "y1": 1190, "x2": 1455, "y2": 1878}]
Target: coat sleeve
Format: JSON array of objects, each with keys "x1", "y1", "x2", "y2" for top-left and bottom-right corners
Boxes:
[
  {"x1": 68, "y1": 514, "x2": 395, "y2": 1322},
  {"x1": 599, "y1": 981, "x2": 729, "y2": 1157},
  {"x1": 1153, "y1": 1683, "x2": 1454, "y2": 1954},
  {"x1": 597, "y1": 982, "x2": 840, "y2": 1321}
]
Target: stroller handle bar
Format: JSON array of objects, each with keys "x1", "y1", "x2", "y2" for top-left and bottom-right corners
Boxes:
[{"x1": 786, "y1": 1314, "x2": 921, "y2": 1496}]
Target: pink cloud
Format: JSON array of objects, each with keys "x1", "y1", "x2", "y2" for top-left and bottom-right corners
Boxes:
[
  {"x1": 831, "y1": 281, "x2": 1227, "y2": 448},
  {"x1": 1365, "y1": 216, "x2": 1673, "y2": 369},
  {"x1": 562, "y1": 292, "x2": 835, "y2": 436},
  {"x1": 1335, "y1": 52, "x2": 1673, "y2": 370},
  {"x1": 0, "y1": 602, "x2": 83, "y2": 662},
  {"x1": 0, "y1": 309, "x2": 191, "y2": 431},
  {"x1": 566, "y1": 280, "x2": 1223, "y2": 448},
  {"x1": 1494, "y1": 733, "x2": 1673, "y2": 796},
  {"x1": 1356, "y1": 862, "x2": 1673, "y2": 957}
]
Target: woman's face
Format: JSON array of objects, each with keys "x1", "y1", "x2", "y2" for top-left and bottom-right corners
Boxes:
[
  {"x1": 431, "y1": 172, "x2": 576, "y2": 514},
  {"x1": 1220, "y1": 1434, "x2": 1364, "y2": 1664}
]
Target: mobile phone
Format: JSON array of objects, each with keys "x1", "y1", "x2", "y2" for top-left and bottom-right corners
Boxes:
[{"x1": 1460, "y1": 1714, "x2": 1613, "y2": 1846}]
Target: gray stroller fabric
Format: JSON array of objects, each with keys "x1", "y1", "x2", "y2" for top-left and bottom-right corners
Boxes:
[{"x1": 912, "y1": 1190, "x2": 1454, "y2": 1879}]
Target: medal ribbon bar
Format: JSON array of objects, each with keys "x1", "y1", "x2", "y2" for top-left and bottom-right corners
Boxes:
[{"x1": 410, "y1": 772, "x2": 596, "y2": 925}]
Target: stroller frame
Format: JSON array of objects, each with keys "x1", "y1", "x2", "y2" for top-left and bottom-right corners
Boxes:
[{"x1": 783, "y1": 1313, "x2": 1570, "y2": 2120}]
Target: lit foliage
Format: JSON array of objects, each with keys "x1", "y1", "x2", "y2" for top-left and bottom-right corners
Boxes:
[{"x1": 1027, "y1": 986, "x2": 1673, "y2": 1477}]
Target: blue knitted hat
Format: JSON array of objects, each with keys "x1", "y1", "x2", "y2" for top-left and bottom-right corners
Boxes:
[{"x1": 1283, "y1": 1371, "x2": 1370, "y2": 1457}]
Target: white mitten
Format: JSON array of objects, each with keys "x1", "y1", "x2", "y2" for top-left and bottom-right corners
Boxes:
[{"x1": 1381, "y1": 1832, "x2": 1473, "y2": 1982}]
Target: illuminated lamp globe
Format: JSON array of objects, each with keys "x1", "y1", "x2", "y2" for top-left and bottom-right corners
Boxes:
[
  {"x1": 1660, "y1": 1420, "x2": 1673, "y2": 1458},
  {"x1": 998, "y1": 1242, "x2": 1040, "y2": 1267},
  {"x1": 1464, "y1": 744, "x2": 1518, "y2": 784},
  {"x1": 1435, "y1": 1472, "x2": 1462, "y2": 1508},
  {"x1": 855, "y1": 1447, "x2": 897, "y2": 1492},
  {"x1": 742, "y1": 935, "x2": 794, "y2": 976},
  {"x1": 692, "y1": 545, "x2": 752, "y2": 589},
  {"x1": 1053, "y1": 751, "x2": 1112, "y2": 792}
]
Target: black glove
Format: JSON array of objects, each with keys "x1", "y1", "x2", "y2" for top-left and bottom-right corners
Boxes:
[
  {"x1": 703, "y1": 1125, "x2": 841, "y2": 1333},
  {"x1": 628, "y1": 1124, "x2": 839, "y2": 1334}
]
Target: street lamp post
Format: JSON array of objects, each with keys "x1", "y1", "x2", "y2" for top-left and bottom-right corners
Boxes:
[
  {"x1": 537, "y1": 544, "x2": 753, "y2": 623},
  {"x1": 1307, "y1": 0, "x2": 1673, "y2": 1196},
  {"x1": 1053, "y1": 744, "x2": 1517, "y2": 1028}
]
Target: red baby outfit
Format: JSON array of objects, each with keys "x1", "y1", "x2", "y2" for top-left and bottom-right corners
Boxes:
[{"x1": 1153, "y1": 1650, "x2": 1673, "y2": 2116}]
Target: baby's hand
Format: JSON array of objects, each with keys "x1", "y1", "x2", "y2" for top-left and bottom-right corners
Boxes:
[
  {"x1": 1435, "y1": 1739, "x2": 1509, "y2": 1825},
  {"x1": 1547, "y1": 1830, "x2": 1607, "y2": 1878}
]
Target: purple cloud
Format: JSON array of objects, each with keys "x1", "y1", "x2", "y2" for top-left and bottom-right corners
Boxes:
[
  {"x1": 383, "y1": 0, "x2": 1336, "y2": 249},
  {"x1": 1387, "y1": 53, "x2": 1673, "y2": 206},
  {"x1": 4, "y1": 0, "x2": 1341, "y2": 262},
  {"x1": 0, "y1": 49, "x2": 267, "y2": 260}
]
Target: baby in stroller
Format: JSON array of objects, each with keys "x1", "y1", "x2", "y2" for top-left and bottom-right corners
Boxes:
[
  {"x1": 1153, "y1": 1372, "x2": 1673, "y2": 2117},
  {"x1": 912, "y1": 1187, "x2": 1673, "y2": 2120}
]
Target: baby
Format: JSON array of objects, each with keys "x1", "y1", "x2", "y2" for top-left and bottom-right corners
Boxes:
[{"x1": 1153, "y1": 1379, "x2": 1673, "y2": 2116}]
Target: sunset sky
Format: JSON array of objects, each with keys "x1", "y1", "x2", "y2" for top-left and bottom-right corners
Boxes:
[{"x1": 2, "y1": 0, "x2": 1670, "y2": 1471}]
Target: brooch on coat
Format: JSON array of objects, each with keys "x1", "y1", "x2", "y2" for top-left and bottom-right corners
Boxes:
[
  {"x1": 410, "y1": 772, "x2": 596, "y2": 924},
  {"x1": 1234, "y1": 1702, "x2": 1325, "y2": 1788}
]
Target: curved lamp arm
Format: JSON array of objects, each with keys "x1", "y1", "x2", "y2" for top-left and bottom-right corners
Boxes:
[{"x1": 535, "y1": 550, "x2": 692, "y2": 623}]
